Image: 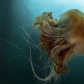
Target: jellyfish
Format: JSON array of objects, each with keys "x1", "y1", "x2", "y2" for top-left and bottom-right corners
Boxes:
[{"x1": 31, "y1": 9, "x2": 84, "y2": 83}]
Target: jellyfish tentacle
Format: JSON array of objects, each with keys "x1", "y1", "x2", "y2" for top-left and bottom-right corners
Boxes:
[{"x1": 32, "y1": 9, "x2": 84, "y2": 83}]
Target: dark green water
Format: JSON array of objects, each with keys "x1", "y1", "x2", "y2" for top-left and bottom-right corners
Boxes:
[{"x1": 0, "y1": 0, "x2": 84, "y2": 84}]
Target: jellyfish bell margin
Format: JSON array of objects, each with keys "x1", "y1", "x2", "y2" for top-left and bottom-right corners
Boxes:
[{"x1": 30, "y1": 9, "x2": 84, "y2": 83}]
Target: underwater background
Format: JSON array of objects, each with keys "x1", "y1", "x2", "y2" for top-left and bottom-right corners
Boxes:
[{"x1": 0, "y1": 0, "x2": 84, "y2": 84}]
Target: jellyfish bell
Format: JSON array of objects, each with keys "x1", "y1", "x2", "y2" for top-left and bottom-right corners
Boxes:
[
  {"x1": 31, "y1": 9, "x2": 84, "y2": 83},
  {"x1": 60, "y1": 9, "x2": 84, "y2": 56}
]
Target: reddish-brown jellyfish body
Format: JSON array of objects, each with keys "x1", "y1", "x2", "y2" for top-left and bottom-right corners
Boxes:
[{"x1": 32, "y1": 9, "x2": 84, "y2": 82}]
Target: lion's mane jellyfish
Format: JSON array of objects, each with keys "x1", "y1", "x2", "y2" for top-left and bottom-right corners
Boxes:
[{"x1": 31, "y1": 9, "x2": 84, "y2": 83}]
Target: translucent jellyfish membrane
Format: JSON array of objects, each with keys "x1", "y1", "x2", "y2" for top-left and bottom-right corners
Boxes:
[{"x1": 32, "y1": 9, "x2": 84, "y2": 83}]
